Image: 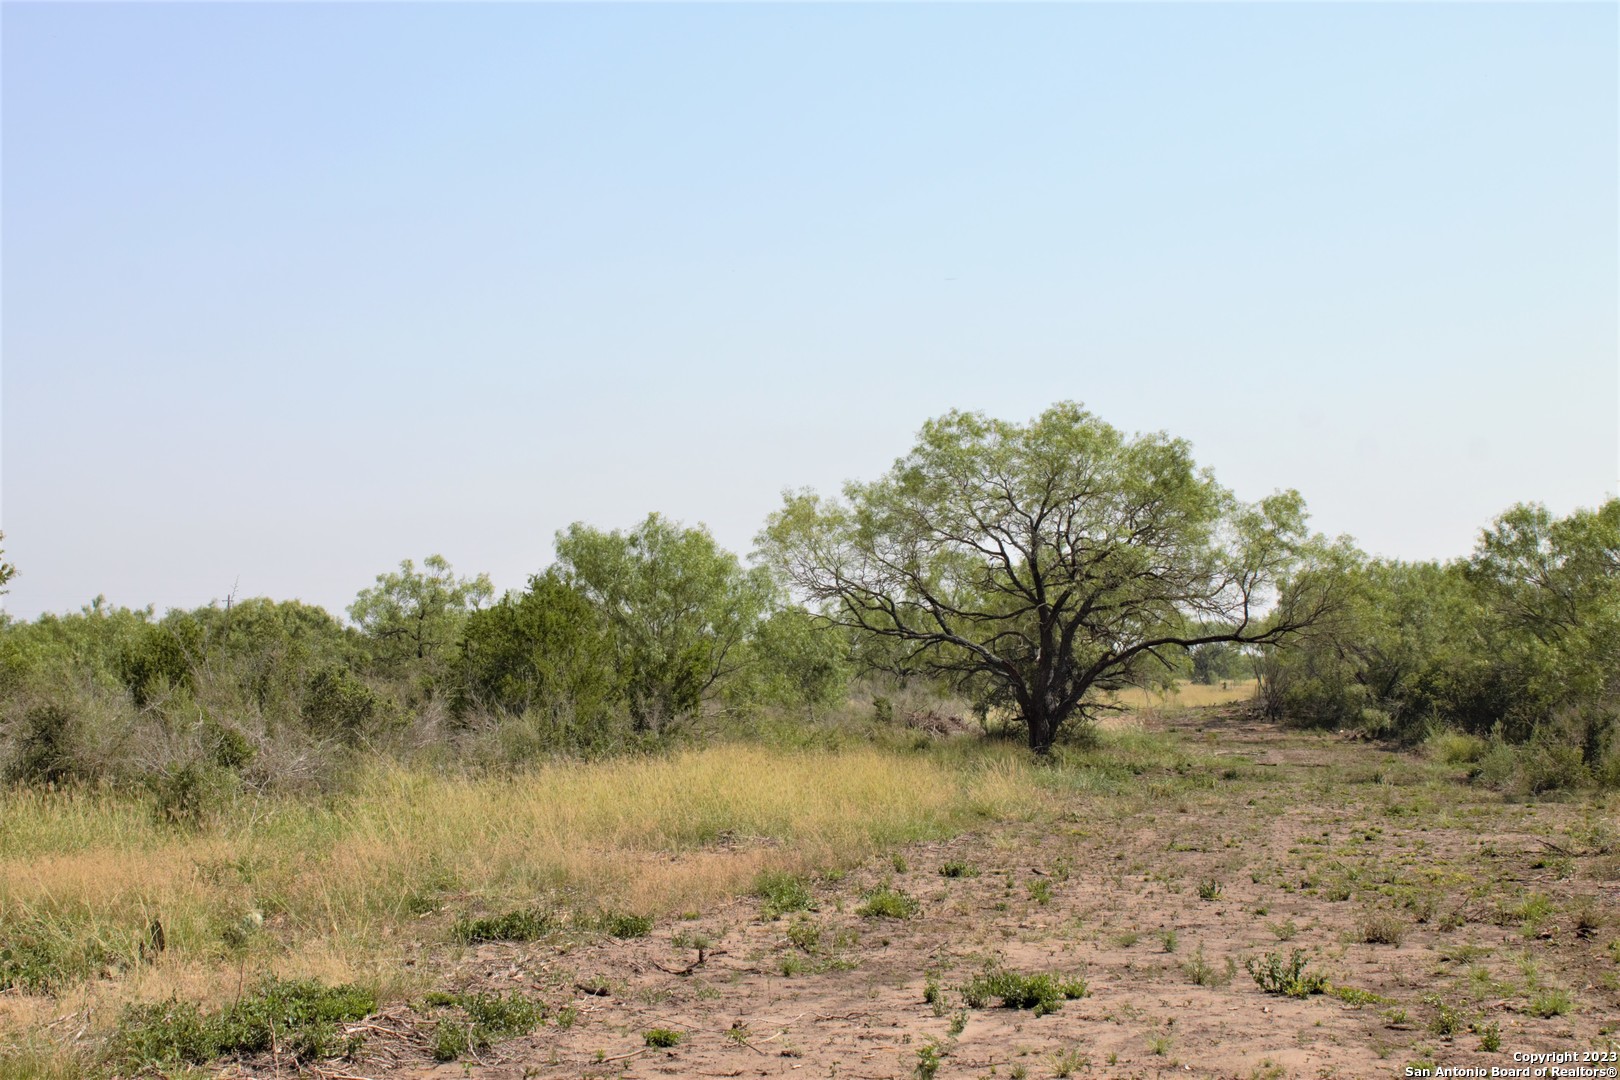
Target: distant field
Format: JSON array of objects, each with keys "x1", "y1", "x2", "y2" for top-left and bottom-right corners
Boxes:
[{"x1": 1106, "y1": 677, "x2": 1259, "y2": 711}]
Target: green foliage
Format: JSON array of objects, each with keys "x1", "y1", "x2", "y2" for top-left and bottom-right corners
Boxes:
[
  {"x1": 643, "y1": 1027, "x2": 683, "y2": 1048},
  {"x1": 579, "y1": 909, "x2": 653, "y2": 938},
  {"x1": 555, "y1": 514, "x2": 771, "y2": 731},
  {"x1": 302, "y1": 664, "x2": 383, "y2": 742},
  {"x1": 754, "y1": 870, "x2": 815, "y2": 919},
  {"x1": 0, "y1": 918, "x2": 118, "y2": 993},
  {"x1": 423, "y1": 990, "x2": 544, "y2": 1061},
  {"x1": 939, "y1": 860, "x2": 979, "y2": 878},
  {"x1": 350, "y1": 554, "x2": 492, "y2": 689},
  {"x1": 856, "y1": 885, "x2": 919, "y2": 919},
  {"x1": 730, "y1": 605, "x2": 851, "y2": 718},
  {"x1": 761, "y1": 402, "x2": 1329, "y2": 752},
  {"x1": 1245, "y1": 950, "x2": 1327, "y2": 997},
  {"x1": 1262, "y1": 499, "x2": 1620, "y2": 788},
  {"x1": 451, "y1": 908, "x2": 555, "y2": 944},
  {"x1": 3, "y1": 704, "x2": 84, "y2": 787},
  {"x1": 961, "y1": 968, "x2": 1087, "y2": 1016},
  {"x1": 455, "y1": 570, "x2": 622, "y2": 725},
  {"x1": 149, "y1": 760, "x2": 237, "y2": 827},
  {"x1": 110, "y1": 978, "x2": 374, "y2": 1069}
]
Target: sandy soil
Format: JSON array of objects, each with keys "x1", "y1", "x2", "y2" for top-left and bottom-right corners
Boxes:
[{"x1": 248, "y1": 708, "x2": 1619, "y2": 1080}]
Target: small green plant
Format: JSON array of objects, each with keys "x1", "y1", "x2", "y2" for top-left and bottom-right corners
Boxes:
[
  {"x1": 1052, "y1": 1047, "x2": 1089, "y2": 1077},
  {"x1": 857, "y1": 886, "x2": 919, "y2": 920},
  {"x1": 960, "y1": 968, "x2": 1086, "y2": 1016},
  {"x1": 1269, "y1": 918, "x2": 1299, "y2": 941},
  {"x1": 1528, "y1": 988, "x2": 1572, "y2": 1018},
  {"x1": 1028, "y1": 879, "x2": 1053, "y2": 906},
  {"x1": 892, "y1": 853, "x2": 910, "y2": 874},
  {"x1": 947, "y1": 1008, "x2": 967, "y2": 1036},
  {"x1": 754, "y1": 870, "x2": 815, "y2": 919},
  {"x1": 923, "y1": 976, "x2": 941, "y2": 1006},
  {"x1": 452, "y1": 907, "x2": 554, "y2": 944},
  {"x1": 581, "y1": 909, "x2": 653, "y2": 938},
  {"x1": 1423, "y1": 995, "x2": 1464, "y2": 1037},
  {"x1": 1184, "y1": 943, "x2": 1233, "y2": 987},
  {"x1": 939, "y1": 860, "x2": 979, "y2": 878},
  {"x1": 1475, "y1": 1019, "x2": 1502, "y2": 1052},
  {"x1": 1330, "y1": 985, "x2": 1391, "y2": 1008},
  {"x1": 643, "y1": 1027, "x2": 683, "y2": 1048},
  {"x1": 1196, "y1": 878, "x2": 1223, "y2": 901},
  {"x1": 424, "y1": 990, "x2": 545, "y2": 1062},
  {"x1": 914, "y1": 1038, "x2": 945, "y2": 1078},
  {"x1": 1361, "y1": 914, "x2": 1406, "y2": 946},
  {"x1": 111, "y1": 978, "x2": 375, "y2": 1069},
  {"x1": 1160, "y1": 928, "x2": 1178, "y2": 953},
  {"x1": 1245, "y1": 951, "x2": 1327, "y2": 998}
]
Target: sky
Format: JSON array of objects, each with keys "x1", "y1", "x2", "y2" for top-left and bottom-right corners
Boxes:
[{"x1": 2, "y1": 2, "x2": 1616, "y2": 621}]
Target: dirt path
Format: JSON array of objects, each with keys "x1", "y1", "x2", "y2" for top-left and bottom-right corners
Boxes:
[{"x1": 294, "y1": 709, "x2": 1620, "y2": 1080}]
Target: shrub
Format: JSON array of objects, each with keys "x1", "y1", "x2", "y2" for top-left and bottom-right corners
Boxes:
[
  {"x1": 580, "y1": 910, "x2": 652, "y2": 938},
  {"x1": 4, "y1": 704, "x2": 84, "y2": 787},
  {"x1": 754, "y1": 870, "x2": 815, "y2": 919},
  {"x1": 451, "y1": 908, "x2": 555, "y2": 944},
  {"x1": 1361, "y1": 914, "x2": 1407, "y2": 946},
  {"x1": 939, "y1": 860, "x2": 979, "y2": 878},
  {"x1": 149, "y1": 761, "x2": 237, "y2": 828},
  {"x1": 1246, "y1": 951, "x2": 1327, "y2": 998},
  {"x1": 856, "y1": 886, "x2": 918, "y2": 920},
  {"x1": 111, "y1": 979, "x2": 374, "y2": 1069},
  {"x1": 644, "y1": 1027, "x2": 683, "y2": 1048},
  {"x1": 423, "y1": 990, "x2": 544, "y2": 1061},
  {"x1": 961, "y1": 968, "x2": 1087, "y2": 1016}
]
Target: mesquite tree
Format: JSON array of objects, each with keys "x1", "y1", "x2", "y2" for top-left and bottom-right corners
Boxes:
[{"x1": 760, "y1": 402, "x2": 1335, "y2": 752}]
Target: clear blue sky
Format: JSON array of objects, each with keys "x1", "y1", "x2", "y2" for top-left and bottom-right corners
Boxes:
[{"x1": 3, "y1": 2, "x2": 1615, "y2": 620}]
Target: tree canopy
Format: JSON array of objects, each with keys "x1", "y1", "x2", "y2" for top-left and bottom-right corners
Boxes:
[{"x1": 760, "y1": 402, "x2": 1333, "y2": 751}]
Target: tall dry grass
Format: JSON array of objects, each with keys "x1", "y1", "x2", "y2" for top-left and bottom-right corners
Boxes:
[{"x1": 0, "y1": 743, "x2": 1047, "y2": 1033}]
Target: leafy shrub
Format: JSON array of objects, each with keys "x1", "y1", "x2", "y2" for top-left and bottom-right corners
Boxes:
[
  {"x1": 111, "y1": 979, "x2": 374, "y2": 1069},
  {"x1": 580, "y1": 910, "x2": 653, "y2": 938},
  {"x1": 1361, "y1": 915, "x2": 1407, "y2": 946},
  {"x1": 644, "y1": 1027, "x2": 683, "y2": 1048},
  {"x1": 856, "y1": 886, "x2": 918, "y2": 920},
  {"x1": 1246, "y1": 951, "x2": 1327, "y2": 998},
  {"x1": 424, "y1": 990, "x2": 544, "y2": 1061},
  {"x1": 4, "y1": 704, "x2": 85, "y2": 787},
  {"x1": 961, "y1": 968, "x2": 1087, "y2": 1016},
  {"x1": 149, "y1": 761, "x2": 237, "y2": 828},
  {"x1": 303, "y1": 665, "x2": 380, "y2": 742},
  {"x1": 754, "y1": 870, "x2": 815, "y2": 919},
  {"x1": 0, "y1": 919, "x2": 117, "y2": 993},
  {"x1": 451, "y1": 907, "x2": 555, "y2": 944}
]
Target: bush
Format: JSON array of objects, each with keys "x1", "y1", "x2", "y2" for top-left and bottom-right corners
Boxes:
[
  {"x1": 961, "y1": 968, "x2": 1087, "y2": 1016},
  {"x1": 1246, "y1": 951, "x2": 1327, "y2": 998},
  {"x1": 110, "y1": 979, "x2": 374, "y2": 1069},
  {"x1": 149, "y1": 761, "x2": 237, "y2": 828},
  {"x1": 424, "y1": 990, "x2": 545, "y2": 1061},
  {"x1": 856, "y1": 886, "x2": 918, "y2": 920},
  {"x1": 3, "y1": 704, "x2": 84, "y2": 787},
  {"x1": 754, "y1": 871, "x2": 815, "y2": 920},
  {"x1": 451, "y1": 908, "x2": 555, "y2": 944}
]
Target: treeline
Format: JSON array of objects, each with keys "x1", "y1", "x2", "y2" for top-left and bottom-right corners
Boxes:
[
  {"x1": 1, "y1": 466, "x2": 1616, "y2": 804},
  {"x1": 1262, "y1": 499, "x2": 1620, "y2": 792},
  {"x1": 0, "y1": 514, "x2": 856, "y2": 814}
]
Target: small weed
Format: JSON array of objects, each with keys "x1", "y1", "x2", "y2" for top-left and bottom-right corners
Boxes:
[
  {"x1": 1028, "y1": 879, "x2": 1053, "y2": 906},
  {"x1": 1052, "y1": 1047, "x2": 1089, "y2": 1077},
  {"x1": 1184, "y1": 944, "x2": 1233, "y2": 987},
  {"x1": 1246, "y1": 951, "x2": 1327, "y2": 998},
  {"x1": 1330, "y1": 985, "x2": 1391, "y2": 1008},
  {"x1": 452, "y1": 907, "x2": 554, "y2": 944},
  {"x1": 939, "y1": 860, "x2": 979, "y2": 878},
  {"x1": 1528, "y1": 988, "x2": 1572, "y2": 1018},
  {"x1": 1475, "y1": 1020, "x2": 1502, "y2": 1052},
  {"x1": 111, "y1": 978, "x2": 375, "y2": 1069},
  {"x1": 1160, "y1": 928, "x2": 1178, "y2": 953},
  {"x1": 425, "y1": 990, "x2": 545, "y2": 1061},
  {"x1": 1361, "y1": 915, "x2": 1407, "y2": 946},
  {"x1": 643, "y1": 1027, "x2": 683, "y2": 1048},
  {"x1": 1269, "y1": 918, "x2": 1299, "y2": 941},
  {"x1": 857, "y1": 886, "x2": 919, "y2": 920},
  {"x1": 581, "y1": 910, "x2": 653, "y2": 938},
  {"x1": 960, "y1": 967, "x2": 1086, "y2": 1016},
  {"x1": 914, "y1": 1038, "x2": 945, "y2": 1078},
  {"x1": 754, "y1": 870, "x2": 815, "y2": 920},
  {"x1": 1196, "y1": 878, "x2": 1223, "y2": 901},
  {"x1": 1423, "y1": 995, "x2": 1464, "y2": 1037}
]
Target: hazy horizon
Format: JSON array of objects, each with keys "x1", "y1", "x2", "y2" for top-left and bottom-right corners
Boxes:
[{"x1": 4, "y1": 2, "x2": 1616, "y2": 621}]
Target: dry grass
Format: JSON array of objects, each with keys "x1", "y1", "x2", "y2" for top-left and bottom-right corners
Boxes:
[
  {"x1": 0, "y1": 743, "x2": 1050, "y2": 1057},
  {"x1": 1106, "y1": 678, "x2": 1258, "y2": 711}
]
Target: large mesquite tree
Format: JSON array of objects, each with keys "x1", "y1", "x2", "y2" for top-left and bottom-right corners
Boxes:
[{"x1": 760, "y1": 403, "x2": 1335, "y2": 752}]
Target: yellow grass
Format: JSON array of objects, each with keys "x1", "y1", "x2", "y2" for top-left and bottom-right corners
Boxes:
[
  {"x1": 0, "y1": 744, "x2": 1050, "y2": 1040},
  {"x1": 1106, "y1": 678, "x2": 1258, "y2": 712}
]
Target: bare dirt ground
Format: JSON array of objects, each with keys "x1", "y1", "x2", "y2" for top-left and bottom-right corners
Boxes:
[{"x1": 266, "y1": 708, "x2": 1619, "y2": 1080}]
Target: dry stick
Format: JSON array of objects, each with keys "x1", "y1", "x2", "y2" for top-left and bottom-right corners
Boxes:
[{"x1": 598, "y1": 1047, "x2": 651, "y2": 1064}]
